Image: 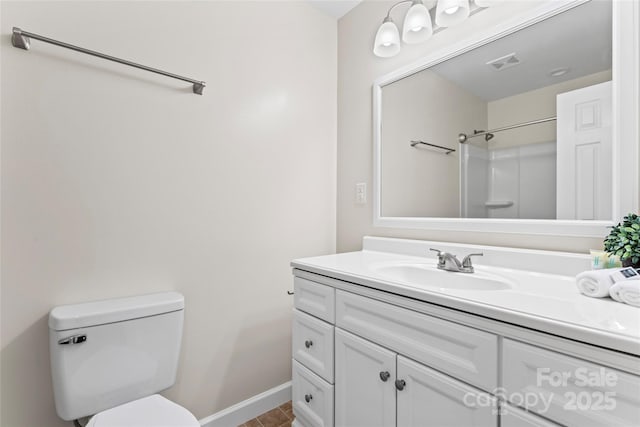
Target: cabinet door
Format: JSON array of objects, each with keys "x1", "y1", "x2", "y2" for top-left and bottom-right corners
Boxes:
[
  {"x1": 397, "y1": 356, "x2": 498, "y2": 427},
  {"x1": 335, "y1": 328, "x2": 396, "y2": 427}
]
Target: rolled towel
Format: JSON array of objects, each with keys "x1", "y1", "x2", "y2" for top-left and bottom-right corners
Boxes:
[
  {"x1": 609, "y1": 280, "x2": 640, "y2": 307},
  {"x1": 576, "y1": 269, "x2": 615, "y2": 298},
  {"x1": 609, "y1": 282, "x2": 624, "y2": 302}
]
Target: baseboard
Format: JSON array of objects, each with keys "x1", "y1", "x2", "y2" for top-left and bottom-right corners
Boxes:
[{"x1": 199, "y1": 381, "x2": 292, "y2": 427}]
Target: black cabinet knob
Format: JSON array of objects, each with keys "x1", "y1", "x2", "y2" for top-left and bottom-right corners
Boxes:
[
  {"x1": 395, "y1": 379, "x2": 406, "y2": 391},
  {"x1": 305, "y1": 340, "x2": 313, "y2": 348},
  {"x1": 379, "y1": 371, "x2": 390, "y2": 382},
  {"x1": 304, "y1": 394, "x2": 313, "y2": 403}
]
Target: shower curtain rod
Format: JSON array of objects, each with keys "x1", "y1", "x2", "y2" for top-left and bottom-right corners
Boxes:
[
  {"x1": 11, "y1": 27, "x2": 206, "y2": 95},
  {"x1": 458, "y1": 116, "x2": 557, "y2": 144}
]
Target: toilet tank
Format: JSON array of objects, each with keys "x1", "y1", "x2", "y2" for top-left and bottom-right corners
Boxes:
[{"x1": 49, "y1": 292, "x2": 185, "y2": 421}]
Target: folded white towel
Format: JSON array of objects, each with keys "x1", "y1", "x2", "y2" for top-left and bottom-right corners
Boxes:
[
  {"x1": 609, "y1": 280, "x2": 640, "y2": 307},
  {"x1": 576, "y1": 269, "x2": 615, "y2": 298}
]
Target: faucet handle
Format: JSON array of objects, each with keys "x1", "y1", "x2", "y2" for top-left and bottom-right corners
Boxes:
[
  {"x1": 462, "y1": 253, "x2": 483, "y2": 271},
  {"x1": 430, "y1": 248, "x2": 444, "y2": 266}
]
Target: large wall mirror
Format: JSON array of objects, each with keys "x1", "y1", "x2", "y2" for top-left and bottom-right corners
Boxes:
[{"x1": 373, "y1": 0, "x2": 638, "y2": 237}]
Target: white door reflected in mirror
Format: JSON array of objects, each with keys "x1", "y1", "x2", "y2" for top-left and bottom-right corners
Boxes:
[{"x1": 556, "y1": 81, "x2": 612, "y2": 221}]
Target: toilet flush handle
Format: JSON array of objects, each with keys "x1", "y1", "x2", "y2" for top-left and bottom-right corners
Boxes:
[{"x1": 58, "y1": 334, "x2": 87, "y2": 345}]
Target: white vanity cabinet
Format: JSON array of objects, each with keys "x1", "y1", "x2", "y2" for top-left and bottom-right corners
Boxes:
[
  {"x1": 292, "y1": 275, "x2": 499, "y2": 427},
  {"x1": 291, "y1": 272, "x2": 640, "y2": 427}
]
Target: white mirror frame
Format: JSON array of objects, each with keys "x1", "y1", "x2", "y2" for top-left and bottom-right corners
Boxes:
[{"x1": 373, "y1": 0, "x2": 639, "y2": 238}]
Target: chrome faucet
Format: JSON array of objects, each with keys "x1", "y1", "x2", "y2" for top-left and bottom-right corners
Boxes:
[{"x1": 430, "y1": 248, "x2": 483, "y2": 273}]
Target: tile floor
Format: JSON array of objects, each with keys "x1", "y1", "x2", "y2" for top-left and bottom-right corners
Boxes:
[{"x1": 238, "y1": 401, "x2": 293, "y2": 427}]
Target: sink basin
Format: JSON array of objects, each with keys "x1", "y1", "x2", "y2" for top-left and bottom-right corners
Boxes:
[{"x1": 371, "y1": 263, "x2": 513, "y2": 291}]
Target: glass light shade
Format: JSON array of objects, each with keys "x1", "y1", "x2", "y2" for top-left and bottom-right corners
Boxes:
[
  {"x1": 435, "y1": 0, "x2": 470, "y2": 27},
  {"x1": 474, "y1": 0, "x2": 500, "y2": 7},
  {"x1": 373, "y1": 17, "x2": 401, "y2": 58},
  {"x1": 402, "y1": 1, "x2": 433, "y2": 44}
]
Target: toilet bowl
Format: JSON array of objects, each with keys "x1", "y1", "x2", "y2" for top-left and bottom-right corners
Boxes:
[{"x1": 85, "y1": 395, "x2": 199, "y2": 427}]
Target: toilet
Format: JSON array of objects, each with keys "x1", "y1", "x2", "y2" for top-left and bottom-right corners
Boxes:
[{"x1": 49, "y1": 292, "x2": 199, "y2": 426}]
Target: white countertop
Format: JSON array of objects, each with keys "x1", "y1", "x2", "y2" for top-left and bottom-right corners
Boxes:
[{"x1": 291, "y1": 238, "x2": 640, "y2": 356}]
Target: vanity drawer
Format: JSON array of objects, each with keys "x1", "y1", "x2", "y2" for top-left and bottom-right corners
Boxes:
[
  {"x1": 500, "y1": 403, "x2": 560, "y2": 427},
  {"x1": 292, "y1": 359, "x2": 334, "y2": 427},
  {"x1": 502, "y1": 339, "x2": 640, "y2": 426},
  {"x1": 294, "y1": 277, "x2": 335, "y2": 324},
  {"x1": 335, "y1": 290, "x2": 498, "y2": 391},
  {"x1": 293, "y1": 309, "x2": 334, "y2": 383}
]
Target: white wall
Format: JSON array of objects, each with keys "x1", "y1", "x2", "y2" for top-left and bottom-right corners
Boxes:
[
  {"x1": 337, "y1": 0, "x2": 606, "y2": 253},
  {"x1": 0, "y1": 2, "x2": 336, "y2": 426},
  {"x1": 381, "y1": 69, "x2": 486, "y2": 217}
]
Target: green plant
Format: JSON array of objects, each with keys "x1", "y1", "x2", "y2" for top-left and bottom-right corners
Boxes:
[{"x1": 604, "y1": 213, "x2": 640, "y2": 265}]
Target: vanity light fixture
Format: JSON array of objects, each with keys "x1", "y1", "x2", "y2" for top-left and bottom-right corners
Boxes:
[
  {"x1": 373, "y1": 0, "x2": 499, "y2": 58},
  {"x1": 402, "y1": 0, "x2": 434, "y2": 45},
  {"x1": 435, "y1": 0, "x2": 470, "y2": 27},
  {"x1": 373, "y1": 16, "x2": 402, "y2": 57}
]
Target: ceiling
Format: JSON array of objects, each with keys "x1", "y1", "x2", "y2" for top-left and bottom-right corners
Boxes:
[
  {"x1": 307, "y1": 0, "x2": 362, "y2": 19},
  {"x1": 429, "y1": 0, "x2": 612, "y2": 101}
]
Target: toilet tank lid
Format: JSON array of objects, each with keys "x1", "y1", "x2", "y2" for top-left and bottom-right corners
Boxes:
[{"x1": 49, "y1": 292, "x2": 184, "y2": 331}]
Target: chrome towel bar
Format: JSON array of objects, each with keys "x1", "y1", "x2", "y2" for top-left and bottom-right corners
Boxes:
[
  {"x1": 11, "y1": 27, "x2": 206, "y2": 95},
  {"x1": 410, "y1": 140, "x2": 456, "y2": 154}
]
